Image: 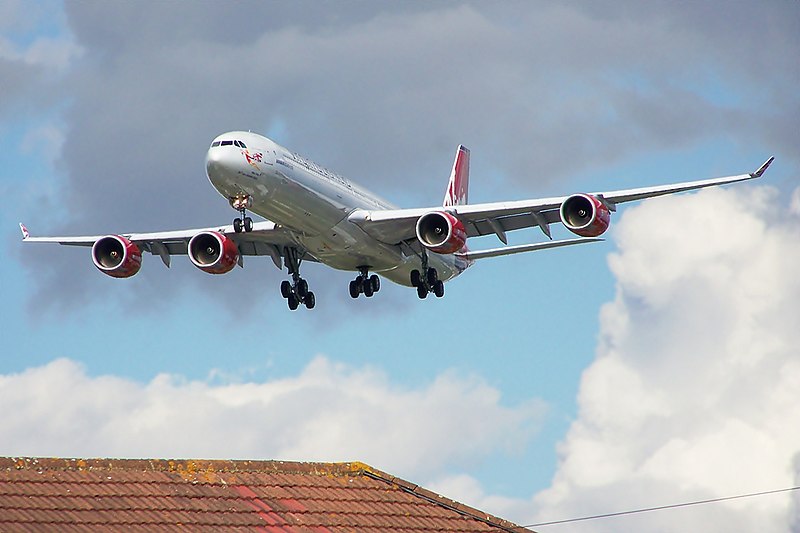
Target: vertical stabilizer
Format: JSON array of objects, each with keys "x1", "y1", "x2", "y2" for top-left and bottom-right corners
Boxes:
[{"x1": 443, "y1": 145, "x2": 470, "y2": 207}]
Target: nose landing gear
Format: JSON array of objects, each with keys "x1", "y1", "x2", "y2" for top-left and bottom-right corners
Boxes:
[
  {"x1": 230, "y1": 195, "x2": 253, "y2": 233},
  {"x1": 349, "y1": 267, "x2": 381, "y2": 298}
]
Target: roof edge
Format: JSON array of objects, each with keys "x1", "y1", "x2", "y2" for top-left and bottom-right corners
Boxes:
[{"x1": 1, "y1": 457, "x2": 534, "y2": 532}]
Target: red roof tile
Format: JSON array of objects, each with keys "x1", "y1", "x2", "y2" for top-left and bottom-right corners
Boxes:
[{"x1": 0, "y1": 458, "x2": 533, "y2": 532}]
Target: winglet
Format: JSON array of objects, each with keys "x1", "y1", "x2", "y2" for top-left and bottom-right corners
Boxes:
[
  {"x1": 19, "y1": 223, "x2": 30, "y2": 240},
  {"x1": 751, "y1": 156, "x2": 775, "y2": 178}
]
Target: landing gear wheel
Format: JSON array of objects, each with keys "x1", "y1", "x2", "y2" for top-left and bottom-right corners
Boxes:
[
  {"x1": 417, "y1": 285, "x2": 428, "y2": 299},
  {"x1": 426, "y1": 267, "x2": 439, "y2": 286},
  {"x1": 243, "y1": 217, "x2": 253, "y2": 232},
  {"x1": 296, "y1": 279, "x2": 309, "y2": 298},
  {"x1": 304, "y1": 292, "x2": 316, "y2": 309},
  {"x1": 281, "y1": 280, "x2": 292, "y2": 299},
  {"x1": 410, "y1": 269, "x2": 421, "y2": 287},
  {"x1": 433, "y1": 280, "x2": 445, "y2": 298},
  {"x1": 287, "y1": 294, "x2": 299, "y2": 310},
  {"x1": 233, "y1": 218, "x2": 242, "y2": 233},
  {"x1": 349, "y1": 268, "x2": 381, "y2": 300},
  {"x1": 349, "y1": 280, "x2": 360, "y2": 299}
]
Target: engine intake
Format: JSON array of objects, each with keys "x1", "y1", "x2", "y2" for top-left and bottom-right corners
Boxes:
[
  {"x1": 560, "y1": 193, "x2": 611, "y2": 237},
  {"x1": 92, "y1": 235, "x2": 142, "y2": 278},
  {"x1": 188, "y1": 231, "x2": 239, "y2": 274},
  {"x1": 416, "y1": 211, "x2": 467, "y2": 254}
]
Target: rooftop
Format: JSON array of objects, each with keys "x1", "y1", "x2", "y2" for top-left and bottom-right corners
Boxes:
[{"x1": 0, "y1": 457, "x2": 533, "y2": 532}]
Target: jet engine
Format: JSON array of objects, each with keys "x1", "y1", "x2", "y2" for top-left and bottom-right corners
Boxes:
[
  {"x1": 415, "y1": 211, "x2": 467, "y2": 254},
  {"x1": 560, "y1": 193, "x2": 611, "y2": 237},
  {"x1": 188, "y1": 231, "x2": 239, "y2": 274},
  {"x1": 92, "y1": 235, "x2": 142, "y2": 278}
]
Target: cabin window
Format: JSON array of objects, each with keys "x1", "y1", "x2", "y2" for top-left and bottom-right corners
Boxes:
[{"x1": 211, "y1": 141, "x2": 220, "y2": 147}]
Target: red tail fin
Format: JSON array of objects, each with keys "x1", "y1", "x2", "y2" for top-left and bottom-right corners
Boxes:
[{"x1": 443, "y1": 145, "x2": 470, "y2": 207}]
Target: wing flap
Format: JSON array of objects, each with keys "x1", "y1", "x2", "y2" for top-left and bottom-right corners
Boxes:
[{"x1": 458, "y1": 237, "x2": 602, "y2": 261}]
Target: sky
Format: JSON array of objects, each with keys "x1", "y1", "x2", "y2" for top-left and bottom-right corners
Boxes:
[{"x1": 1, "y1": 1, "x2": 799, "y2": 531}]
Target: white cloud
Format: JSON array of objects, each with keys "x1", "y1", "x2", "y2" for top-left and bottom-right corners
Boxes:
[
  {"x1": 0, "y1": 355, "x2": 545, "y2": 482},
  {"x1": 528, "y1": 185, "x2": 800, "y2": 532}
]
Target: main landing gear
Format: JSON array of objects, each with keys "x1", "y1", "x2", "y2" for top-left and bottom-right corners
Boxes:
[
  {"x1": 410, "y1": 267, "x2": 445, "y2": 299},
  {"x1": 409, "y1": 249, "x2": 444, "y2": 299},
  {"x1": 230, "y1": 195, "x2": 253, "y2": 233},
  {"x1": 280, "y1": 247, "x2": 315, "y2": 310},
  {"x1": 349, "y1": 267, "x2": 381, "y2": 299}
]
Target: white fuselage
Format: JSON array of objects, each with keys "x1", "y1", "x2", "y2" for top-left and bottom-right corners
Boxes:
[{"x1": 205, "y1": 131, "x2": 467, "y2": 286}]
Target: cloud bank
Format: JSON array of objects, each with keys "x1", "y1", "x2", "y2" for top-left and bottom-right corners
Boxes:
[
  {"x1": 0, "y1": 355, "x2": 545, "y2": 484},
  {"x1": 524, "y1": 185, "x2": 800, "y2": 531}
]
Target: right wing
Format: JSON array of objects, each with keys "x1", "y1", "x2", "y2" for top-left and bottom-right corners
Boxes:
[
  {"x1": 349, "y1": 157, "x2": 774, "y2": 245},
  {"x1": 20, "y1": 220, "x2": 311, "y2": 270}
]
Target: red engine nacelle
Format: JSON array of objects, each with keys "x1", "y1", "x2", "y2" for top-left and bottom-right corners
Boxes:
[
  {"x1": 415, "y1": 211, "x2": 467, "y2": 254},
  {"x1": 560, "y1": 193, "x2": 611, "y2": 237},
  {"x1": 188, "y1": 231, "x2": 239, "y2": 274},
  {"x1": 92, "y1": 235, "x2": 142, "y2": 278}
]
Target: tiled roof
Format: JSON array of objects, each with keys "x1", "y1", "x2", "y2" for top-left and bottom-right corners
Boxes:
[{"x1": 0, "y1": 458, "x2": 533, "y2": 532}]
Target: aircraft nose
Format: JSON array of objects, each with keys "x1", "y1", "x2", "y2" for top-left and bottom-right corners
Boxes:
[
  {"x1": 205, "y1": 146, "x2": 237, "y2": 182},
  {"x1": 205, "y1": 147, "x2": 224, "y2": 173}
]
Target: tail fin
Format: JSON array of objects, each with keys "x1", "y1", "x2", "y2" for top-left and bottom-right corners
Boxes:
[{"x1": 443, "y1": 145, "x2": 470, "y2": 207}]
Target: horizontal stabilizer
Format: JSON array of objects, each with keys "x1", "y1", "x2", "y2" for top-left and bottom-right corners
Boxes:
[{"x1": 457, "y1": 237, "x2": 602, "y2": 261}]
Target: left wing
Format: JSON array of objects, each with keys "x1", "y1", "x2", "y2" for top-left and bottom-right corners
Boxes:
[
  {"x1": 20, "y1": 220, "x2": 310, "y2": 270},
  {"x1": 348, "y1": 157, "x2": 774, "y2": 245}
]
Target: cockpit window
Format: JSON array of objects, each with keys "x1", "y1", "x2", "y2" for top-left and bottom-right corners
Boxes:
[{"x1": 212, "y1": 140, "x2": 247, "y2": 148}]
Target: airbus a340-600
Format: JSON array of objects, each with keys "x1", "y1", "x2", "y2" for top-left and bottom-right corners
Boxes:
[{"x1": 20, "y1": 131, "x2": 773, "y2": 310}]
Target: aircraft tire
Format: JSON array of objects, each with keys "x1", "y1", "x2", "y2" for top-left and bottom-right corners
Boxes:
[
  {"x1": 296, "y1": 279, "x2": 309, "y2": 298},
  {"x1": 349, "y1": 280, "x2": 360, "y2": 298},
  {"x1": 363, "y1": 282, "x2": 374, "y2": 298},
  {"x1": 287, "y1": 294, "x2": 299, "y2": 310},
  {"x1": 370, "y1": 274, "x2": 380, "y2": 292},
  {"x1": 233, "y1": 218, "x2": 242, "y2": 233},
  {"x1": 426, "y1": 267, "x2": 438, "y2": 286},
  {"x1": 417, "y1": 285, "x2": 428, "y2": 299},
  {"x1": 244, "y1": 217, "x2": 253, "y2": 232},
  {"x1": 280, "y1": 280, "x2": 292, "y2": 298},
  {"x1": 305, "y1": 292, "x2": 316, "y2": 309},
  {"x1": 433, "y1": 280, "x2": 444, "y2": 298},
  {"x1": 410, "y1": 270, "x2": 421, "y2": 287}
]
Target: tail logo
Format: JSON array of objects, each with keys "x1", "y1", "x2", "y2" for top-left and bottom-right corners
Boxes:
[{"x1": 443, "y1": 145, "x2": 470, "y2": 207}]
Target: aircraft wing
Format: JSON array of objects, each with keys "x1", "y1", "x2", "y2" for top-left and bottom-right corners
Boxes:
[
  {"x1": 19, "y1": 220, "x2": 312, "y2": 269},
  {"x1": 349, "y1": 157, "x2": 774, "y2": 244}
]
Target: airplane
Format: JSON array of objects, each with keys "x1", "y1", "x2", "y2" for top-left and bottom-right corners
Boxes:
[{"x1": 20, "y1": 131, "x2": 774, "y2": 310}]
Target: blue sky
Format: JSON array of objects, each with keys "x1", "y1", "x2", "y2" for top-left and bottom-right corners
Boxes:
[{"x1": 2, "y1": 2, "x2": 799, "y2": 530}]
